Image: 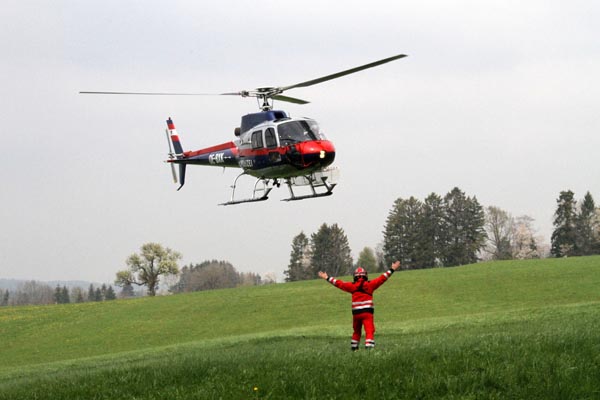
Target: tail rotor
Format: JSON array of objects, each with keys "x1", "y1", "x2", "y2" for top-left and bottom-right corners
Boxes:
[{"x1": 165, "y1": 128, "x2": 178, "y2": 183}]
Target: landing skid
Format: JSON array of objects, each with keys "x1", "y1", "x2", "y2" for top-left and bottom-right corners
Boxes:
[
  {"x1": 282, "y1": 176, "x2": 336, "y2": 202},
  {"x1": 220, "y1": 173, "x2": 273, "y2": 206}
]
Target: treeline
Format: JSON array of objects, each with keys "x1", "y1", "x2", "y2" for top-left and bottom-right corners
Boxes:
[
  {"x1": 114, "y1": 244, "x2": 271, "y2": 298},
  {"x1": 170, "y1": 260, "x2": 267, "y2": 293},
  {"x1": 1, "y1": 282, "x2": 122, "y2": 307},
  {"x1": 284, "y1": 187, "x2": 600, "y2": 281}
]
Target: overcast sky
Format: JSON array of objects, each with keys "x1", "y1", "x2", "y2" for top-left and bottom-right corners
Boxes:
[{"x1": 1, "y1": 0, "x2": 599, "y2": 284}]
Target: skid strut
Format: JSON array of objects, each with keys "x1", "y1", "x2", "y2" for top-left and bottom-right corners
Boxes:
[
  {"x1": 220, "y1": 173, "x2": 273, "y2": 206},
  {"x1": 282, "y1": 176, "x2": 336, "y2": 202}
]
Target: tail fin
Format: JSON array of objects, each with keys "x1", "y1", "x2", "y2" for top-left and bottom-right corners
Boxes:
[
  {"x1": 165, "y1": 117, "x2": 186, "y2": 190},
  {"x1": 166, "y1": 118, "x2": 184, "y2": 155}
]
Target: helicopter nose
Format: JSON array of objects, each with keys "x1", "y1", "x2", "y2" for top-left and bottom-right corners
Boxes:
[{"x1": 298, "y1": 140, "x2": 336, "y2": 167}]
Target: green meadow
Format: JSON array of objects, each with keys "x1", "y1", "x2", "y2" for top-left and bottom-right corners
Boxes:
[{"x1": 1, "y1": 256, "x2": 600, "y2": 399}]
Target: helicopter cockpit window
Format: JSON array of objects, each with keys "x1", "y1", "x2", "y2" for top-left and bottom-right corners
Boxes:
[
  {"x1": 251, "y1": 130, "x2": 263, "y2": 149},
  {"x1": 277, "y1": 120, "x2": 319, "y2": 145},
  {"x1": 265, "y1": 128, "x2": 277, "y2": 148}
]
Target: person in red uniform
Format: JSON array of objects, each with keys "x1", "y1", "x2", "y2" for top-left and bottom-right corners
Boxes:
[{"x1": 318, "y1": 261, "x2": 400, "y2": 351}]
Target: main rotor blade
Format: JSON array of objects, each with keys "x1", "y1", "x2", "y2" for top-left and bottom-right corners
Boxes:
[
  {"x1": 280, "y1": 54, "x2": 407, "y2": 92},
  {"x1": 272, "y1": 94, "x2": 310, "y2": 104},
  {"x1": 79, "y1": 91, "x2": 225, "y2": 96}
]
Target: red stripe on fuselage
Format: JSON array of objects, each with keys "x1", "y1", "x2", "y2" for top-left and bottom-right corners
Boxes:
[
  {"x1": 184, "y1": 141, "x2": 236, "y2": 157},
  {"x1": 237, "y1": 140, "x2": 335, "y2": 157}
]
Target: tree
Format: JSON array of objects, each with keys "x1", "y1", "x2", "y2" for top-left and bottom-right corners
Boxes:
[
  {"x1": 54, "y1": 285, "x2": 70, "y2": 304},
  {"x1": 104, "y1": 285, "x2": 117, "y2": 300},
  {"x1": 1, "y1": 290, "x2": 8, "y2": 306},
  {"x1": 551, "y1": 190, "x2": 578, "y2": 257},
  {"x1": 484, "y1": 206, "x2": 514, "y2": 260},
  {"x1": 512, "y1": 215, "x2": 539, "y2": 259},
  {"x1": 575, "y1": 191, "x2": 597, "y2": 256},
  {"x1": 420, "y1": 193, "x2": 445, "y2": 268},
  {"x1": 374, "y1": 243, "x2": 386, "y2": 272},
  {"x1": 115, "y1": 242, "x2": 181, "y2": 296},
  {"x1": 594, "y1": 208, "x2": 600, "y2": 254},
  {"x1": 382, "y1": 197, "x2": 423, "y2": 269},
  {"x1": 61, "y1": 285, "x2": 70, "y2": 304},
  {"x1": 239, "y1": 272, "x2": 262, "y2": 286},
  {"x1": 72, "y1": 287, "x2": 85, "y2": 303},
  {"x1": 54, "y1": 285, "x2": 62, "y2": 304},
  {"x1": 87, "y1": 284, "x2": 95, "y2": 302},
  {"x1": 310, "y1": 223, "x2": 353, "y2": 276},
  {"x1": 441, "y1": 188, "x2": 486, "y2": 266},
  {"x1": 356, "y1": 247, "x2": 377, "y2": 272},
  {"x1": 13, "y1": 281, "x2": 54, "y2": 306},
  {"x1": 172, "y1": 260, "x2": 248, "y2": 292},
  {"x1": 119, "y1": 282, "x2": 135, "y2": 298},
  {"x1": 284, "y1": 232, "x2": 312, "y2": 282}
]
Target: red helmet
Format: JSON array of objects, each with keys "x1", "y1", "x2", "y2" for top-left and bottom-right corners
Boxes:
[{"x1": 354, "y1": 267, "x2": 368, "y2": 280}]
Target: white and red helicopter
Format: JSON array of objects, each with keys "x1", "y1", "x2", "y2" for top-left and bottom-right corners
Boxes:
[{"x1": 81, "y1": 54, "x2": 406, "y2": 205}]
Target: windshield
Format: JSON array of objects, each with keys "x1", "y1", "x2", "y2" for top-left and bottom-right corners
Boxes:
[{"x1": 277, "y1": 120, "x2": 321, "y2": 144}]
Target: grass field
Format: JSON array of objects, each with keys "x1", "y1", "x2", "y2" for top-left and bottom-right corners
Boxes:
[{"x1": 1, "y1": 256, "x2": 600, "y2": 399}]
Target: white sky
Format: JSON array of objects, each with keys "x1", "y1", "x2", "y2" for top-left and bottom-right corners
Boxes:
[{"x1": 1, "y1": 0, "x2": 599, "y2": 283}]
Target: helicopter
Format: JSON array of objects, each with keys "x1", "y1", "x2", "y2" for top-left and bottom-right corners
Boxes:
[{"x1": 81, "y1": 53, "x2": 407, "y2": 205}]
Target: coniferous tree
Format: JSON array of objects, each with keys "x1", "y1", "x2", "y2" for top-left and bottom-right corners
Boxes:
[
  {"x1": 1, "y1": 290, "x2": 8, "y2": 306},
  {"x1": 87, "y1": 284, "x2": 95, "y2": 302},
  {"x1": 310, "y1": 223, "x2": 353, "y2": 276},
  {"x1": 104, "y1": 285, "x2": 117, "y2": 300},
  {"x1": 61, "y1": 285, "x2": 70, "y2": 304},
  {"x1": 120, "y1": 282, "x2": 135, "y2": 298},
  {"x1": 383, "y1": 197, "x2": 424, "y2": 269},
  {"x1": 575, "y1": 191, "x2": 597, "y2": 256},
  {"x1": 94, "y1": 287, "x2": 103, "y2": 301},
  {"x1": 420, "y1": 193, "x2": 445, "y2": 267},
  {"x1": 551, "y1": 190, "x2": 578, "y2": 257},
  {"x1": 54, "y1": 285, "x2": 62, "y2": 304},
  {"x1": 74, "y1": 288, "x2": 85, "y2": 303},
  {"x1": 441, "y1": 188, "x2": 486, "y2": 266},
  {"x1": 284, "y1": 232, "x2": 312, "y2": 281}
]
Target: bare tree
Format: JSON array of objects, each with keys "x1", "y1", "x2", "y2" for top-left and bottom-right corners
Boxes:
[
  {"x1": 11, "y1": 281, "x2": 54, "y2": 306},
  {"x1": 484, "y1": 206, "x2": 514, "y2": 260}
]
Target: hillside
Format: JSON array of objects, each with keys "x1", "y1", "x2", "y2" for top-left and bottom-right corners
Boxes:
[
  {"x1": 2, "y1": 256, "x2": 599, "y2": 369},
  {"x1": 1, "y1": 256, "x2": 599, "y2": 399}
]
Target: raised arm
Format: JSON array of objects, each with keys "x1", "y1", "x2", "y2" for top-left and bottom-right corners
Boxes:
[
  {"x1": 318, "y1": 271, "x2": 355, "y2": 293},
  {"x1": 368, "y1": 261, "x2": 401, "y2": 290}
]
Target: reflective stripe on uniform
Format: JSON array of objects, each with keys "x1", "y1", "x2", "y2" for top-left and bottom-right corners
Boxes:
[{"x1": 352, "y1": 300, "x2": 373, "y2": 310}]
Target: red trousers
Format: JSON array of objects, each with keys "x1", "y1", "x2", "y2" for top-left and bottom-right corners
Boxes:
[{"x1": 351, "y1": 312, "x2": 375, "y2": 348}]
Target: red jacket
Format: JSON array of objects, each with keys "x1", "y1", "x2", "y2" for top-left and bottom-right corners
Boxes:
[{"x1": 327, "y1": 269, "x2": 394, "y2": 314}]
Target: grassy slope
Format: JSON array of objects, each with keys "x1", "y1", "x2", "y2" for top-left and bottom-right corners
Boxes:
[
  {"x1": 1, "y1": 256, "x2": 600, "y2": 398},
  {"x1": 2, "y1": 256, "x2": 600, "y2": 369}
]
